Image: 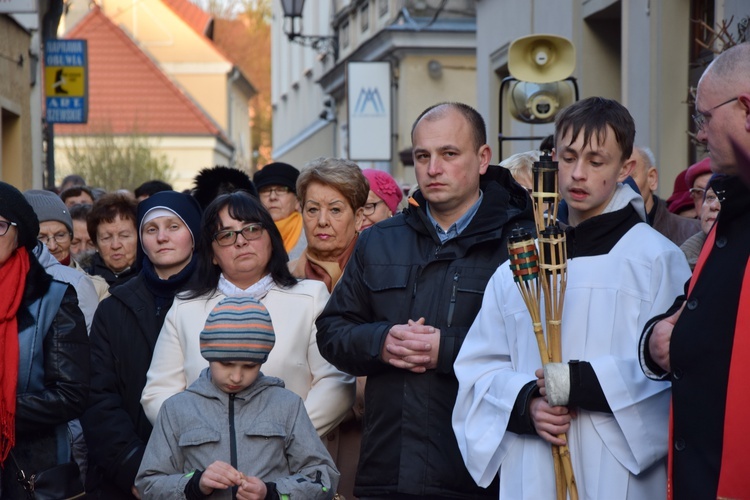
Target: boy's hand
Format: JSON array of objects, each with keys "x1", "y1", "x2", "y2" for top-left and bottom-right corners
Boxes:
[
  {"x1": 536, "y1": 368, "x2": 547, "y2": 397},
  {"x1": 199, "y1": 461, "x2": 242, "y2": 495},
  {"x1": 529, "y1": 397, "x2": 571, "y2": 446},
  {"x1": 532, "y1": 368, "x2": 573, "y2": 446},
  {"x1": 236, "y1": 476, "x2": 267, "y2": 500},
  {"x1": 649, "y1": 302, "x2": 685, "y2": 373},
  {"x1": 382, "y1": 317, "x2": 440, "y2": 373}
]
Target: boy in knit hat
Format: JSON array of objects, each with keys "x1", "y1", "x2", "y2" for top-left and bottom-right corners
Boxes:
[{"x1": 136, "y1": 296, "x2": 339, "y2": 500}]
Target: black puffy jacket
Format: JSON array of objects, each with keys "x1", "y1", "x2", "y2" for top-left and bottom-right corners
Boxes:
[
  {"x1": 84, "y1": 252, "x2": 138, "y2": 288},
  {"x1": 80, "y1": 274, "x2": 170, "y2": 499},
  {"x1": 316, "y1": 166, "x2": 535, "y2": 499}
]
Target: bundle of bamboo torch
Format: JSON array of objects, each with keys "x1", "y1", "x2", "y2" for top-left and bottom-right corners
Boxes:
[{"x1": 507, "y1": 153, "x2": 578, "y2": 500}]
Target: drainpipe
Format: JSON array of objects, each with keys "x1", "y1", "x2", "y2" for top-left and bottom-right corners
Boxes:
[{"x1": 42, "y1": 0, "x2": 63, "y2": 189}]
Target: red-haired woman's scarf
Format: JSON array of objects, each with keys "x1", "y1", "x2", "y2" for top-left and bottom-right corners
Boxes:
[{"x1": 0, "y1": 246, "x2": 29, "y2": 463}]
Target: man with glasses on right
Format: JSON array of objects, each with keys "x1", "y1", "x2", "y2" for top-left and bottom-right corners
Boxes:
[{"x1": 639, "y1": 42, "x2": 750, "y2": 498}]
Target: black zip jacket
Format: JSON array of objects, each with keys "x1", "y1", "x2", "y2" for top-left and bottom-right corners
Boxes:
[
  {"x1": 640, "y1": 175, "x2": 750, "y2": 499},
  {"x1": 316, "y1": 166, "x2": 534, "y2": 499},
  {"x1": 1, "y1": 256, "x2": 89, "y2": 499}
]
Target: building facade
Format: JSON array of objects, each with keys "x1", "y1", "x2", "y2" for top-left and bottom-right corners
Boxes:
[
  {"x1": 272, "y1": 0, "x2": 478, "y2": 186},
  {"x1": 476, "y1": 0, "x2": 749, "y2": 196},
  {"x1": 57, "y1": 0, "x2": 256, "y2": 190},
  {"x1": 273, "y1": 0, "x2": 747, "y2": 194},
  {"x1": 0, "y1": 15, "x2": 33, "y2": 188},
  {"x1": 2, "y1": 0, "x2": 66, "y2": 190}
]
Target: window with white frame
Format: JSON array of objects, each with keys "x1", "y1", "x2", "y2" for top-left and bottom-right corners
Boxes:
[
  {"x1": 378, "y1": 0, "x2": 388, "y2": 17},
  {"x1": 360, "y1": 3, "x2": 369, "y2": 32}
]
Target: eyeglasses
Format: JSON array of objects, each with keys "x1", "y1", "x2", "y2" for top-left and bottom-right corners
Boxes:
[
  {"x1": 258, "y1": 186, "x2": 292, "y2": 198},
  {"x1": 38, "y1": 232, "x2": 72, "y2": 245},
  {"x1": 705, "y1": 193, "x2": 721, "y2": 205},
  {"x1": 692, "y1": 97, "x2": 738, "y2": 131},
  {"x1": 213, "y1": 223, "x2": 264, "y2": 246},
  {"x1": 0, "y1": 220, "x2": 17, "y2": 237},
  {"x1": 689, "y1": 187, "x2": 706, "y2": 200},
  {"x1": 363, "y1": 200, "x2": 384, "y2": 216}
]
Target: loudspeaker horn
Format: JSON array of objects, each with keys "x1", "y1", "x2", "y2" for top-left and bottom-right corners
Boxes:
[{"x1": 508, "y1": 34, "x2": 575, "y2": 84}]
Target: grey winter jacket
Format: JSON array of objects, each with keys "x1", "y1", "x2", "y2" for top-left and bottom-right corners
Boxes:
[{"x1": 136, "y1": 369, "x2": 339, "y2": 499}]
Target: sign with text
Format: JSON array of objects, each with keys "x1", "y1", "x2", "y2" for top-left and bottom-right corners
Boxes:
[
  {"x1": 0, "y1": 0, "x2": 37, "y2": 13},
  {"x1": 347, "y1": 62, "x2": 391, "y2": 161},
  {"x1": 45, "y1": 39, "x2": 88, "y2": 124}
]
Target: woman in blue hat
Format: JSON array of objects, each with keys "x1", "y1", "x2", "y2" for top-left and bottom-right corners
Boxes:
[{"x1": 81, "y1": 190, "x2": 202, "y2": 499}]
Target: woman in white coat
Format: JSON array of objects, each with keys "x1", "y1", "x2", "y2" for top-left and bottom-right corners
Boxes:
[{"x1": 141, "y1": 191, "x2": 354, "y2": 438}]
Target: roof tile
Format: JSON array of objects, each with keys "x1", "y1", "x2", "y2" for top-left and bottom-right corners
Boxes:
[
  {"x1": 161, "y1": 0, "x2": 212, "y2": 36},
  {"x1": 55, "y1": 6, "x2": 224, "y2": 139}
]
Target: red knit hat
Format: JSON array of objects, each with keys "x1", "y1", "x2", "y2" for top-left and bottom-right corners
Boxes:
[
  {"x1": 666, "y1": 170, "x2": 694, "y2": 215},
  {"x1": 362, "y1": 169, "x2": 403, "y2": 213},
  {"x1": 685, "y1": 157, "x2": 713, "y2": 189}
]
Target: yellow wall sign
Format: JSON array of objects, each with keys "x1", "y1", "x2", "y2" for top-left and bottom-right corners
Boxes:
[
  {"x1": 45, "y1": 40, "x2": 88, "y2": 123},
  {"x1": 45, "y1": 66, "x2": 86, "y2": 97}
]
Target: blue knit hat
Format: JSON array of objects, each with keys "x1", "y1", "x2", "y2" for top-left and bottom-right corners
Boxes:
[
  {"x1": 200, "y1": 296, "x2": 276, "y2": 363},
  {"x1": 136, "y1": 191, "x2": 202, "y2": 265}
]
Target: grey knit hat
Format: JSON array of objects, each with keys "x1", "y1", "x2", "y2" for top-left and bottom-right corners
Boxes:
[
  {"x1": 200, "y1": 296, "x2": 276, "y2": 364},
  {"x1": 23, "y1": 189, "x2": 74, "y2": 234}
]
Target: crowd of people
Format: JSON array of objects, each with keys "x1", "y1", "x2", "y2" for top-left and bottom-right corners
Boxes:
[{"x1": 0, "y1": 41, "x2": 747, "y2": 500}]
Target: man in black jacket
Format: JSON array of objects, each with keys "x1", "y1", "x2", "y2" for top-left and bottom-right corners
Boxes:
[
  {"x1": 316, "y1": 102, "x2": 535, "y2": 499},
  {"x1": 639, "y1": 42, "x2": 750, "y2": 498}
]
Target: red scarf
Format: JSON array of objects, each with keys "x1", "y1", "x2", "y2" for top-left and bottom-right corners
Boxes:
[
  {"x1": 717, "y1": 255, "x2": 750, "y2": 498},
  {"x1": 0, "y1": 247, "x2": 29, "y2": 463},
  {"x1": 668, "y1": 226, "x2": 750, "y2": 498}
]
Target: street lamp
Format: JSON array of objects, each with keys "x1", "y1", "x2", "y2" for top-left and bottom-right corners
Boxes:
[{"x1": 280, "y1": 0, "x2": 338, "y2": 60}]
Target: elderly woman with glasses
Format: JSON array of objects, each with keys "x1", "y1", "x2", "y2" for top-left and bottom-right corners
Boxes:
[
  {"x1": 141, "y1": 191, "x2": 354, "y2": 443},
  {"x1": 359, "y1": 169, "x2": 404, "y2": 231},
  {"x1": 253, "y1": 162, "x2": 307, "y2": 260},
  {"x1": 289, "y1": 158, "x2": 369, "y2": 292},
  {"x1": 685, "y1": 157, "x2": 713, "y2": 216},
  {"x1": 681, "y1": 175, "x2": 725, "y2": 270},
  {"x1": 22, "y1": 190, "x2": 102, "y2": 332}
]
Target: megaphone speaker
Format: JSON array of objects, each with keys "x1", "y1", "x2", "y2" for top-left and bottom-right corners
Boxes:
[
  {"x1": 508, "y1": 81, "x2": 576, "y2": 124},
  {"x1": 508, "y1": 34, "x2": 576, "y2": 83}
]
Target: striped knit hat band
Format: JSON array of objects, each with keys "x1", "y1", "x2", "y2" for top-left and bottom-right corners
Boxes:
[{"x1": 200, "y1": 296, "x2": 275, "y2": 364}]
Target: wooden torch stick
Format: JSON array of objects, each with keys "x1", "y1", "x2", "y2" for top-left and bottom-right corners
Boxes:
[
  {"x1": 508, "y1": 229, "x2": 564, "y2": 500},
  {"x1": 508, "y1": 229, "x2": 549, "y2": 364},
  {"x1": 532, "y1": 153, "x2": 578, "y2": 500},
  {"x1": 539, "y1": 228, "x2": 577, "y2": 500}
]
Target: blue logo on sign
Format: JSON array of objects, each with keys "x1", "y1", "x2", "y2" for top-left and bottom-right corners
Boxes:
[{"x1": 354, "y1": 88, "x2": 385, "y2": 115}]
